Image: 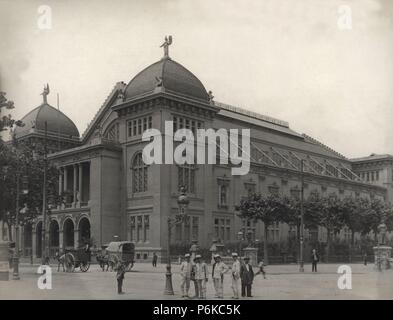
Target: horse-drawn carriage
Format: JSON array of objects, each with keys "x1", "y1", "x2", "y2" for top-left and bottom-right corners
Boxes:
[
  {"x1": 63, "y1": 246, "x2": 91, "y2": 272},
  {"x1": 96, "y1": 241, "x2": 135, "y2": 272}
]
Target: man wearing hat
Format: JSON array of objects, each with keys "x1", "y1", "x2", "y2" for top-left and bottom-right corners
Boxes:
[
  {"x1": 193, "y1": 254, "x2": 208, "y2": 299},
  {"x1": 180, "y1": 253, "x2": 192, "y2": 298},
  {"x1": 231, "y1": 253, "x2": 241, "y2": 299},
  {"x1": 240, "y1": 257, "x2": 254, "y2": 297},
  {"x1": 212, "y1": 254, "x2": 229, "y2": 298}
]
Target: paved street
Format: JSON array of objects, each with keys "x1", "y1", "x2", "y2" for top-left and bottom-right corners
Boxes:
[{"x1": 0, "y1": 262, "x2": 392, "y2": 299}]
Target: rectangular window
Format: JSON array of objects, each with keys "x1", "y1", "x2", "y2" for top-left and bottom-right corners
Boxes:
[
  {"x1": 179, "y1": 118, "x2": 184, "y2": 129},
  {"x1": 144, "y1": 216, "x2": 150, "y2": 242},
  {"x1": 133, "y1": 120, "x2": 137, "y2": 136},
  {"x1": 143, "y1": 117, "x2": 147, "y2": 131},
  {"x1": 184, "y1": 219, "x2": 190, "y2": 241},
  {"x1": 192, "y1": 216, "x2": 199, "y2": 241},
  {"x1": 137, "y1": 216, "x2": 142, "y2": 242},
  {"x1": 127, "y1": 121, "x2": 132, "y2": 137},
  {"x1": 138, "y1": 119, "x2": 142, "y2": 135},
  {"x1": 173, "y1": 117, "x2": 178, "y2": 132},
  {"x1": 376, "y1": 171, "x2": 379, "y2": 181},
  {"x1": 148, "y1": 116, "x2": 152, "y2": 129},
  {"x1": 175, "y1": 224, "x2": 182, "y2": 242}
]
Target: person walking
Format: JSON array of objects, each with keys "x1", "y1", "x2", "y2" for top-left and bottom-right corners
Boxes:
[
  {"x1": 212, "y1": 254, "x2": 229, "y2": 299},
  {"x1": 193, "y1": 255, "x2": 208, "y2": 299},
  {"x1": 116, "y1": 261, "x2": 126, "y2": 294},
  {"x1": 152, "y1": 252, "x2": 158, "y2": 267},
  {"x1": 180, "y1": 253, "x2": 192, "y2": 298},
  {"x1": 240, "y1": 257, "x2": 254, "y2": 297},
  {"x1": 363, "y1": 252, "x2": 368, "y2": 266},
  {"x1": 255, "y1": 260, "x2": 267, "y2": 279},
  {"x1": 231, "y1": 252, "x2": 241, "y2": 299},
  {"x1": 311, "y1": 249, "x2": 319, "y2": 272}
]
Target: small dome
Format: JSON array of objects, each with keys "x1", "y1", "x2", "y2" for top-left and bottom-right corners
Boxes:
[
  {"x1": 125, "y1": 58, "x2": 209, "y2": 102},
  {"x1": 14, "y1": 103, "x2": 80, "y2": 139}
]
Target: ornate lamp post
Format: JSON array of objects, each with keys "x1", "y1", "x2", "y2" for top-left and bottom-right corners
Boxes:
[
  {"x1": 299, "y1": 159, "x2": 305, "y2": 272},
  {"x1": 237, "y1": 231, "x2": 244, "y2": 257},
  {"x1": 164, "y1": 186, "x2": 189, "y2": 295}
]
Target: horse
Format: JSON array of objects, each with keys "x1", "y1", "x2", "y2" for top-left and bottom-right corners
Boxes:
[
  {"x1": 55, "y1": 251, "x2": 66, "y2": 272},
  {"x1": 96, "y1": 253, "x2": 115, "y2": 271}
]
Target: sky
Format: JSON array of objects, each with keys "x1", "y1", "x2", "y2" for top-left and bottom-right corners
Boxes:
[{"x1": 0, "y1": 0, "x2": 392, "y2": 158}]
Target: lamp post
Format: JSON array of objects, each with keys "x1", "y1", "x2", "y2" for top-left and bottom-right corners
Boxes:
[
  {"x1": 164, "y1": 186, "x2": 189, "y2": 295},
  {"x1": 237, "y1": 231, "x2": 243, "y2": 257},
  {"x1": 12, "y1": 172, "x2": 20, "y2": 280},
  {"x1": 41, "y1": 121, "x2": 49, "y2": 265},
  {"x1": 299, "y1": 159, "x2": 305, "y2": 272}
]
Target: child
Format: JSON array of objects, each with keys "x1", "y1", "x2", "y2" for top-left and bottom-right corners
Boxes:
[{"x1": 116, "y1": 261, "x2": 126, "y2": 294}]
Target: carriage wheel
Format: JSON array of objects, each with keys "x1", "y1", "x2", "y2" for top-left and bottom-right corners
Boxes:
[
  {"x1": 80, "y1": 261, "x2": 90, "y2": 272},
  {"x1": 64, "y1": 253, "x2": 75, "y2": 273},
  {"x1": 125, "y1": 261, "x2": 134, "y2": 271}
]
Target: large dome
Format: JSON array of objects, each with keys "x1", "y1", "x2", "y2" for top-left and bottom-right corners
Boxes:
[
  {"x1": 14, "y1": 103, "x2": 80, "y2": 139},
  {"x1": 124, "y1": 57, "x2": 209, "y2": 102}
]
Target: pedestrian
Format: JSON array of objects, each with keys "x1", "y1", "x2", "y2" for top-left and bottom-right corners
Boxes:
[
  {"x1": 116, "y1": 261, "x2": 126, "y2": 294},
  {"x1": 152, "y1": 252, "x2": 158, "y2": 267},
  {"x1": 193, "y1": 254, "x2": 208, "y2": 299},
  {"x1": 240, "y1": 257, "x2": 254, "y2": 297},
  {"x1": 180, "y1": 253, "x2": 192, "y2": 298},
  {"x1": 311, "y1": 248, "x2": 319, "y2": 272},
  {"x1": 363, "y1": 252, "x2": 368, "y2": 266},
  {"x1": 231, "y1": 252, "x2": 241, "y2": 299},
  {"x1": 212, "y1": 254, "x2": 229, "y2": 299},
  {"x1": 255, "y1": 260, "x2": 267, "y2": 279}
]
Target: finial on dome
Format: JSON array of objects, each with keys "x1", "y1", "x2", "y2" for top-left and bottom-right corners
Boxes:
[
  {"x1": 160, "y1": 35, "x2": 172, "y2": 59},
  {"x1": 41, "y1": 83, "x2": 50, "y2": 104}
]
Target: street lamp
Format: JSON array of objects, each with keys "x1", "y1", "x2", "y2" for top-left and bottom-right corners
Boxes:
[
  {"x1": 237, "y1": 231, "x2": 244, "y2": 257},
  {"x1": 164, "y1": 186, "x2": 189, "y2": 295},
  {"x1": 299, "y1": 159, "x2": 305, "y2": 272}
]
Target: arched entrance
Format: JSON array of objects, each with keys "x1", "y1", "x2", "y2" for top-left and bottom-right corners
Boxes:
[
  {"x1": 78, "y1": 217, "x2": 91, "y2": 246},
  {"x1": 36, "y1": 222, "x2": 42, "y2": 258},
  {"x1": 24, "y1": 223, "x2": 33, "y2": 257},
  {"x1": 49, "y1": 220, "x2": 60, "y2": 257},
  {"x1": 63, "y1": 219, "x2": 74, "y2": 250}
]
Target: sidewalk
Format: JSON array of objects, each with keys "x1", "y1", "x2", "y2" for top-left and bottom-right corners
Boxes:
[{"x1": 1, "y1": 262, "x2": 392, "y2": 299}]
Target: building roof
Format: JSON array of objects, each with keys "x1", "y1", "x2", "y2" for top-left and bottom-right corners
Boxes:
[
  {"x1": 14, "y1": 103, "x2": 80, "y2": 139},
  {"x1": 124, "y1": 57, "x2": 209, "y2": 102},
  {"x1": 216, "y1": 101, "x2": 303, "y2": 138},
  {"x1": 350, "y1": 154, "x2": 393, "y2": 163}
]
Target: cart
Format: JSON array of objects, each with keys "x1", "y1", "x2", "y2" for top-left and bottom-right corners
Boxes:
[
  {"x1": 64, "y1": 246, "x2": 91, "y2": 272},
  {"x1": 106, "y1": 241, "x2": 135, "y2": 271}
]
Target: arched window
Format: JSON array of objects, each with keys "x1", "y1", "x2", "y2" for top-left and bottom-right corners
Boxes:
[
  {"x1": 178, "y1": 164, "x2": 195, "y2": 194},
  {"x1": 132, "y1": 152, "x2": 148, "y2": 193}
]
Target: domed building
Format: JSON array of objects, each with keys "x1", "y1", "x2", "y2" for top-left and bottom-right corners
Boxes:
[
  {"x1": 12, "y1": 85, "x2": 80, "y2": 153},
  {"x1": 16, "y1": 41, "x2": 386, "y2": 263}
]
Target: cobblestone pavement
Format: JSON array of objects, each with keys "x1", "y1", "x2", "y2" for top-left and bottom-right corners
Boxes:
[{"x1": 0, "y1": 262, "x2": 392, "y2": 299}]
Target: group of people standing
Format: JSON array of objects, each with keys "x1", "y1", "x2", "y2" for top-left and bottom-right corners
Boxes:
[{"x1": 180, "y1": 252, "x2": 266, "y2": 299}]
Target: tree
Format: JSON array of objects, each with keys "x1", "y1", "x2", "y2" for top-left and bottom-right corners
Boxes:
[
  {"x1": 0, "y1": 137, "x2": 60, "y2": 241},
  {"x1": 361, "y1": 198, "x2": 386, "y2": 243},
  {"x1": 341, "y1": 196, "x2": 366, "y2": 261},
  {"x1": 236, "y1": 193, "x2": 286, "y2": 264}
]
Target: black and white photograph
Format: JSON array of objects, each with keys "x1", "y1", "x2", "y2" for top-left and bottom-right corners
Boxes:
[{"x1": 1, "y1": 0, "x2": 393, "y2": 310}]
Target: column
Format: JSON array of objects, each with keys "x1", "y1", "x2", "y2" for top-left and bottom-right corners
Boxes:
[
  {"x1": 32, "y1": 230, "x2": 36, "y2": 259},
  {"x1": 59, "y1": 230, "x2": 63, "y2": 253},
  {"x1": 63, "y1": 167, "x2": 68, "y2": 192},
  {"x1": 78, "y1": 163, "x2": 83, "y2": 206},
  {"x1": 74, "y1": 229, "x2": 79, "y2": 249},
  {"x1": 73, "y1": 165, "x2": 77, "y2": 208},
  {"x1": 58, "y1": 168, "x2": 63, "y2": 209}
]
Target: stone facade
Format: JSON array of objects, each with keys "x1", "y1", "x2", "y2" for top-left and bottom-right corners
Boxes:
[{"x1": 11, "y1": 53, "x2": 388, "y2": 262}]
